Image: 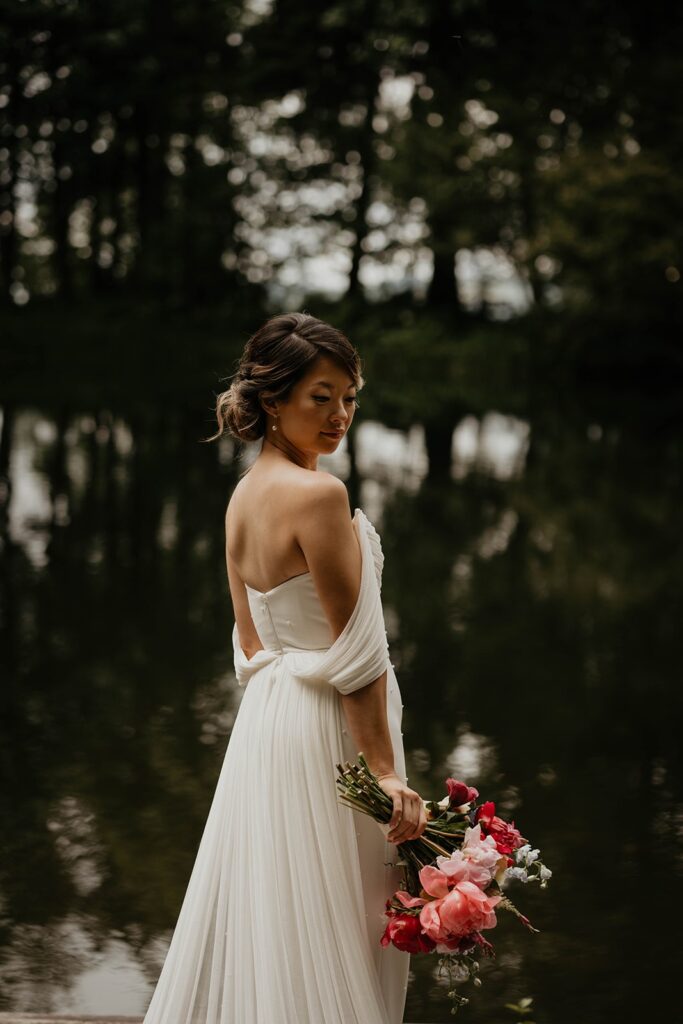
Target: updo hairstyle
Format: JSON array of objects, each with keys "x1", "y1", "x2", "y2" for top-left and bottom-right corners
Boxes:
[{"x1": 205, "y1": 312, "x2": 364, "y2": 444}]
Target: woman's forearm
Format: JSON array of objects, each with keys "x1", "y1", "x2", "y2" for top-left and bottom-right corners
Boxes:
[{"x1": 339, "y1": 668, "x2": 396, "y2": 777}]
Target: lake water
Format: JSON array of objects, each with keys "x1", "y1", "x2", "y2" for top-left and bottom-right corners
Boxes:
[{"x1": 1, "y1": 392, "x2": 681, "y2": 1022}]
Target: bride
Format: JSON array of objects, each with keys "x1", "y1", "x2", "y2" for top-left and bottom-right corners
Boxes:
[{"x1": 142, "y1": 312, "x2": 428, "y2": 1024}]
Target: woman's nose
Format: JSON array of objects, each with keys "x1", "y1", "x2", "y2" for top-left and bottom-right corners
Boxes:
[{"x1": 331, "y1": 401, "x2": 350, "y2": 424}]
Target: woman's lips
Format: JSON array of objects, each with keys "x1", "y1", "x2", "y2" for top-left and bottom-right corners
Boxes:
[{"x1": 321, "y1": 430, "x2": 343, "y2": 438}]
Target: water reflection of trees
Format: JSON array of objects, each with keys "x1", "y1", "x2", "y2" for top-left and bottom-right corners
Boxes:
[{"x1": 1, "y1": 390, "x2": 681, "y2": 1017}]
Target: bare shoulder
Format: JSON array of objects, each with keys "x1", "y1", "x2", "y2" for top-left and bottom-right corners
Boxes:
[
  {"x1": 227, "y1": 466, "x2": 347, "y2": 523},
  {"x1": 300, "y1": 468, "x2": 348, "y2": 502},
  {"x1": 293, "y1": 473, "x2": 360, "y2": 639},
  {"x1": 293, "y1": 470, "x2": 351, "y2": 527}
]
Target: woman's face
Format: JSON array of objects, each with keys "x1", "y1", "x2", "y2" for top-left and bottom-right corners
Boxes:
[{"x1": 267, "y1": 354, "x2": 358, "y2": 456}]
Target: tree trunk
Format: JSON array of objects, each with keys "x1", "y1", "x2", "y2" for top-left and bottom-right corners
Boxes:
[
  {"x1": 348, "y1": 78, "x2": 379, "y2": 298},
  {"x1": 423, "y1": 414, "x2": 454, "y2": 479}
]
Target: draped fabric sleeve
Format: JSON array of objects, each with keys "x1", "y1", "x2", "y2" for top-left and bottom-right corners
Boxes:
[{"x1": 286, "y1": 508, "x2": 390, "y2": 695}]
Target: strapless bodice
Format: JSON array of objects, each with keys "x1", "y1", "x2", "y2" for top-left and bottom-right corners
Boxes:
[
  {"x1": 245, "y1": 571, "x2": 334, "y2": 653},
  {"x1": 233, "y1": 507, "x2": 392, "y2": 693},
  {"x1": 239, "y1": 507, "x2": 386, "y2": 663}
]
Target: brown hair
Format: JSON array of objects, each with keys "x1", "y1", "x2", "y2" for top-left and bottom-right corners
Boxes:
[{"x1": 204, "y1": 312, "x2": 364, "y2": 444}]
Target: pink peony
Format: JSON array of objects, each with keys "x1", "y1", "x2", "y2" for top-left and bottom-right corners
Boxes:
[
  {"x1": 440, "y1": 880, "x2": 502, "y2": 934},
  {"x1": 463, "y1": 822, "x2": 509, "y2": 885},
  {"x1": 419, "y1": 896, "x2": 447, "y2": 941},
  {"x1": 432, "y1": 851, "x2": 470, "y2": 887},
  {"x1": 420, "y1": 880, "x2": 502, "y2": 944},
  {"x1": 418, "y1": 864, "x2": 451, "y2": 899},
  {"x1": 432, "y1": 824, "x2": 507, "y2": 889}
]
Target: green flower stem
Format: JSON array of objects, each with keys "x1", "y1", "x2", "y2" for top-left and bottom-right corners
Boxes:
[{"x1": 337, "y1": 756, "x2": 467, "y2": 875}]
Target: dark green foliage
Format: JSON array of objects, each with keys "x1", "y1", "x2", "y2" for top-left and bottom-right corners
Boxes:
[{"x1": 0, "y1": 1, "x2": 681, "y2": 365}]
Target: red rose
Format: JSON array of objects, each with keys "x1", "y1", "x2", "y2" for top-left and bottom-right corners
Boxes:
[
  {"x1": 380, "y1": 913, "x2": 436, "y2": 953},
  {"x1": 445, "y1": 778, "x2": 479, "y2": 809}
]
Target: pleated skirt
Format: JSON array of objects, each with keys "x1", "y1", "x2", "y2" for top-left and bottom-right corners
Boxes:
[{"x1": 142, "y1": 658, "x2": 409, "y2": 1024}]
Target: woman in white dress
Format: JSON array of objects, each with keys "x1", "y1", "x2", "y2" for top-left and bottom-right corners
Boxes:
[{"x1": 142, "y1": 312, "x2": 428, "y2": 1024}]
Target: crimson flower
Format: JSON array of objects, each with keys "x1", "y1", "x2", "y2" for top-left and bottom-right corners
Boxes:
[
  {"x1": 380, "y1": 913, "x2": 437, "y2": 953},
  {"x1": 474, "y1": 800, "x2": 527, "y2": 854},
  {"x1": 445, "y1": 777, "x2": 479, "y2": 809}
]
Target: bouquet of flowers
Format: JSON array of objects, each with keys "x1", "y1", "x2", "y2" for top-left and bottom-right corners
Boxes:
[{"x1": 335, "y1": 754, "x2": 552, "y2": 1017}]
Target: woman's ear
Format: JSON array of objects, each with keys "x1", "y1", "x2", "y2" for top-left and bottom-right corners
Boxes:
[{"x1": 260, "y1": 396, "x2": 277, "y2": 418}]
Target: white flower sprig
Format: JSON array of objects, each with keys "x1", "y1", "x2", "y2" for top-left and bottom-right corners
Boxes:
[{"x1": 501, "y1": 844, "x2": 553, "y2": 889}]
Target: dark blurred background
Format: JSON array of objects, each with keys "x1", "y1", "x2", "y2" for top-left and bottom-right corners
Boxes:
[{"x1": 1, "y1": 1, "x2": 682, "y2": 1021}]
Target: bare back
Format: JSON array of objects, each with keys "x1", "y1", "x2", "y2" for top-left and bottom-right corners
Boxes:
[
  {"x1": 227, "y1": 463, "x2": 315, "y2": 593},
  {"x1": 226, "y1": 462, "x2": 362, "y2": 660}
]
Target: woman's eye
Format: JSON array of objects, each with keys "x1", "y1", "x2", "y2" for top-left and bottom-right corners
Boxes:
[{"x1": 312, "y1": 396, "x2": 358, "y2": 405}]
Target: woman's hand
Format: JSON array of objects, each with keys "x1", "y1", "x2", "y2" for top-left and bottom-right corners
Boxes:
[{"x1": 376, "y1": 771, "x2": 429, "y2": 844}]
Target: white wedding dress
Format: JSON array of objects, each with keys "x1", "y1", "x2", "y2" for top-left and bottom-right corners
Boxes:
[{"x1": 142, "y1": 507, "x2": 409, "y2": 1024}]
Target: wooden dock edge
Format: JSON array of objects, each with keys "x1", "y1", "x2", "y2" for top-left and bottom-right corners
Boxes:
[
  {"x1": 0, "y1": 1016, "x2": 144, "y2": 1023},
  {"x1": 0, "y1": 1017, "x2": 423, "y2": 1023},
  {"x1": 0, "y1": 1016, "x2": 422, "y2": 1023}
]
